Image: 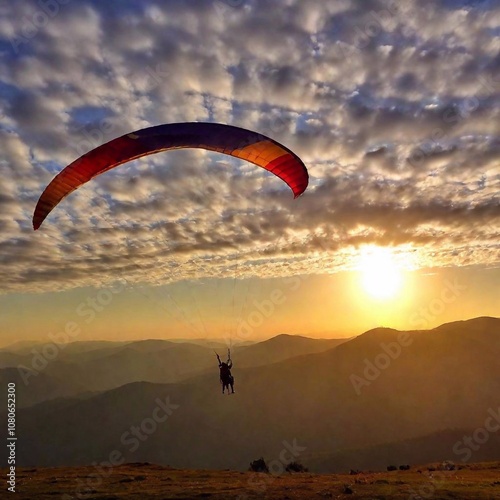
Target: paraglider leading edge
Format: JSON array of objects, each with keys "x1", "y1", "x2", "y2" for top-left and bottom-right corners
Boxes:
[{"x1": 33, "y1": 122, "x2": 309, "y2": 230}]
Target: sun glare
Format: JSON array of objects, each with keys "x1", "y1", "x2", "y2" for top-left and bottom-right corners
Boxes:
[{"x1": 358, "y1": 246, "x2": 403, "y2": 300}]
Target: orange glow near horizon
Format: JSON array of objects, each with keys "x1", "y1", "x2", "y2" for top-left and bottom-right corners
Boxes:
[{"x1": 0, "y1": 262, "x2": 499, "y2": 348}]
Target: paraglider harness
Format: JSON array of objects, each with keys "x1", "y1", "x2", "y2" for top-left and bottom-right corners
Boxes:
[{"x1": 215, "y1": 349, "x2": 234, "y2": 394}]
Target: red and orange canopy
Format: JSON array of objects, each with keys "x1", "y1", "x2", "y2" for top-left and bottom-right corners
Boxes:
[{"x1": 33, "y1": 122, "x2": 308, "y2": 230}]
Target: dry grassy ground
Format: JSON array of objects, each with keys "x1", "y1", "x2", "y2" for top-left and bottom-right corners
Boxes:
[{"x1": 2, "y1": 461, "x2": 499, "y2": 499}]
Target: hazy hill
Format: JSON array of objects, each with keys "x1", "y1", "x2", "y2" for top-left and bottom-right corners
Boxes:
[
  {"x1": 0, "y1": 351, "x2": 28, "y2": 369},
  {"x1": 169, "y1": 338, "x2": 255, "y2": 348},
  {"x1": 0, "y1": 340, "x2": 130, "y2": 355},
  {"x1": 39, "y1": 342, "x2": 215, "y2": 394},
  {"x1": 118, "y1": 339, "x2": 177, "y2": 353},
  {"x1": 0, "y1": 340, "x2": 134, "y2": 369},
  {"x1": 0, "y1": 339, "x2": 46, "y2": 353},
  {"x1": 1, "y1": 340, "x2": 216, "y2": 403},
  {"x1": 3, "y1": 334, "x2": 346, "y2": 405},
  {"x1": 233, "y1": 334, "x2": 348, "y2": 368},
  {"x1": 0, "y1": 367, "x2": 91, "y2": 408},
  {"x1": 4, "y1": 317, "x2": 499, "y2": 471}
]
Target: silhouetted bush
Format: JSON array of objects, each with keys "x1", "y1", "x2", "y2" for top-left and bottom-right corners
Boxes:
[
  {"x1": 342, "y1": 484, "x2": 354, "y2": 494},
  {"x1": 399, "y1": 464, "x2": 410, "y2": 470},
  {"x1": 249, "y1": 457, "x2": 269, "y2": 473},
  {"x1": 439, "y1": 461, "x2": 455, "y2": 471},
  {"x1": 387, "y1": 465, "x2": 397, "y2": 471},
  {"x1": 285, "y1": 461, "x2": 308, "y2": 473}
]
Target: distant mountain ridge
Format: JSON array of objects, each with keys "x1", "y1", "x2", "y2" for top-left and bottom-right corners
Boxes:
[
  {"x1": 233, "y1": 333, "x2": 348, "y2": 368},
  {"x1": 1, "y1": 317, "x2": 498, "y2": 471},
  {"x1": 0, "y1": 332, "x2": 348, "y2": 406}
]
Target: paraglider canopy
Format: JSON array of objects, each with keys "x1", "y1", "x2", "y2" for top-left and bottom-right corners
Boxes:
[{"x1": 33, "y1": 122, "x2": 308, "y2": 230}]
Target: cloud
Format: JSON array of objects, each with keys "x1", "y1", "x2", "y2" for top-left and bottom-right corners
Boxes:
[{"x1": 0, "y1": 0, "x2": 498, "y2": 293}]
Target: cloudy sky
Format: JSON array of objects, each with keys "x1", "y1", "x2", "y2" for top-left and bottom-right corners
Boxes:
[{"x1": 0, "y1": 0, "x2": 498, "y2": 347}]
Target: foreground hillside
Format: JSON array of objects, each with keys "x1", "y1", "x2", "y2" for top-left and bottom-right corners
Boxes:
[{"x1": 3, "y1": 461, "x2": 500, "y2": 499}]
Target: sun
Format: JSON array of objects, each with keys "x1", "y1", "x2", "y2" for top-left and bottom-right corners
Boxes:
[{"x1": 358, "y1": 246, "x2": 403, "y2": 300}]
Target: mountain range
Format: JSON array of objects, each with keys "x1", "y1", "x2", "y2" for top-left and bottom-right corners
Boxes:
[{"x1": 1, "y1": 317, "x2": 498, "y2": 472}]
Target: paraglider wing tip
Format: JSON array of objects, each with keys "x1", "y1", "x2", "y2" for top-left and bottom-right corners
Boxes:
[
  {"x1": 32, "y1": 211, "x2": 44, "y2": 231},
  {"x1": 292, "y1": 181, "x2": 308, "y2": 198}
]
